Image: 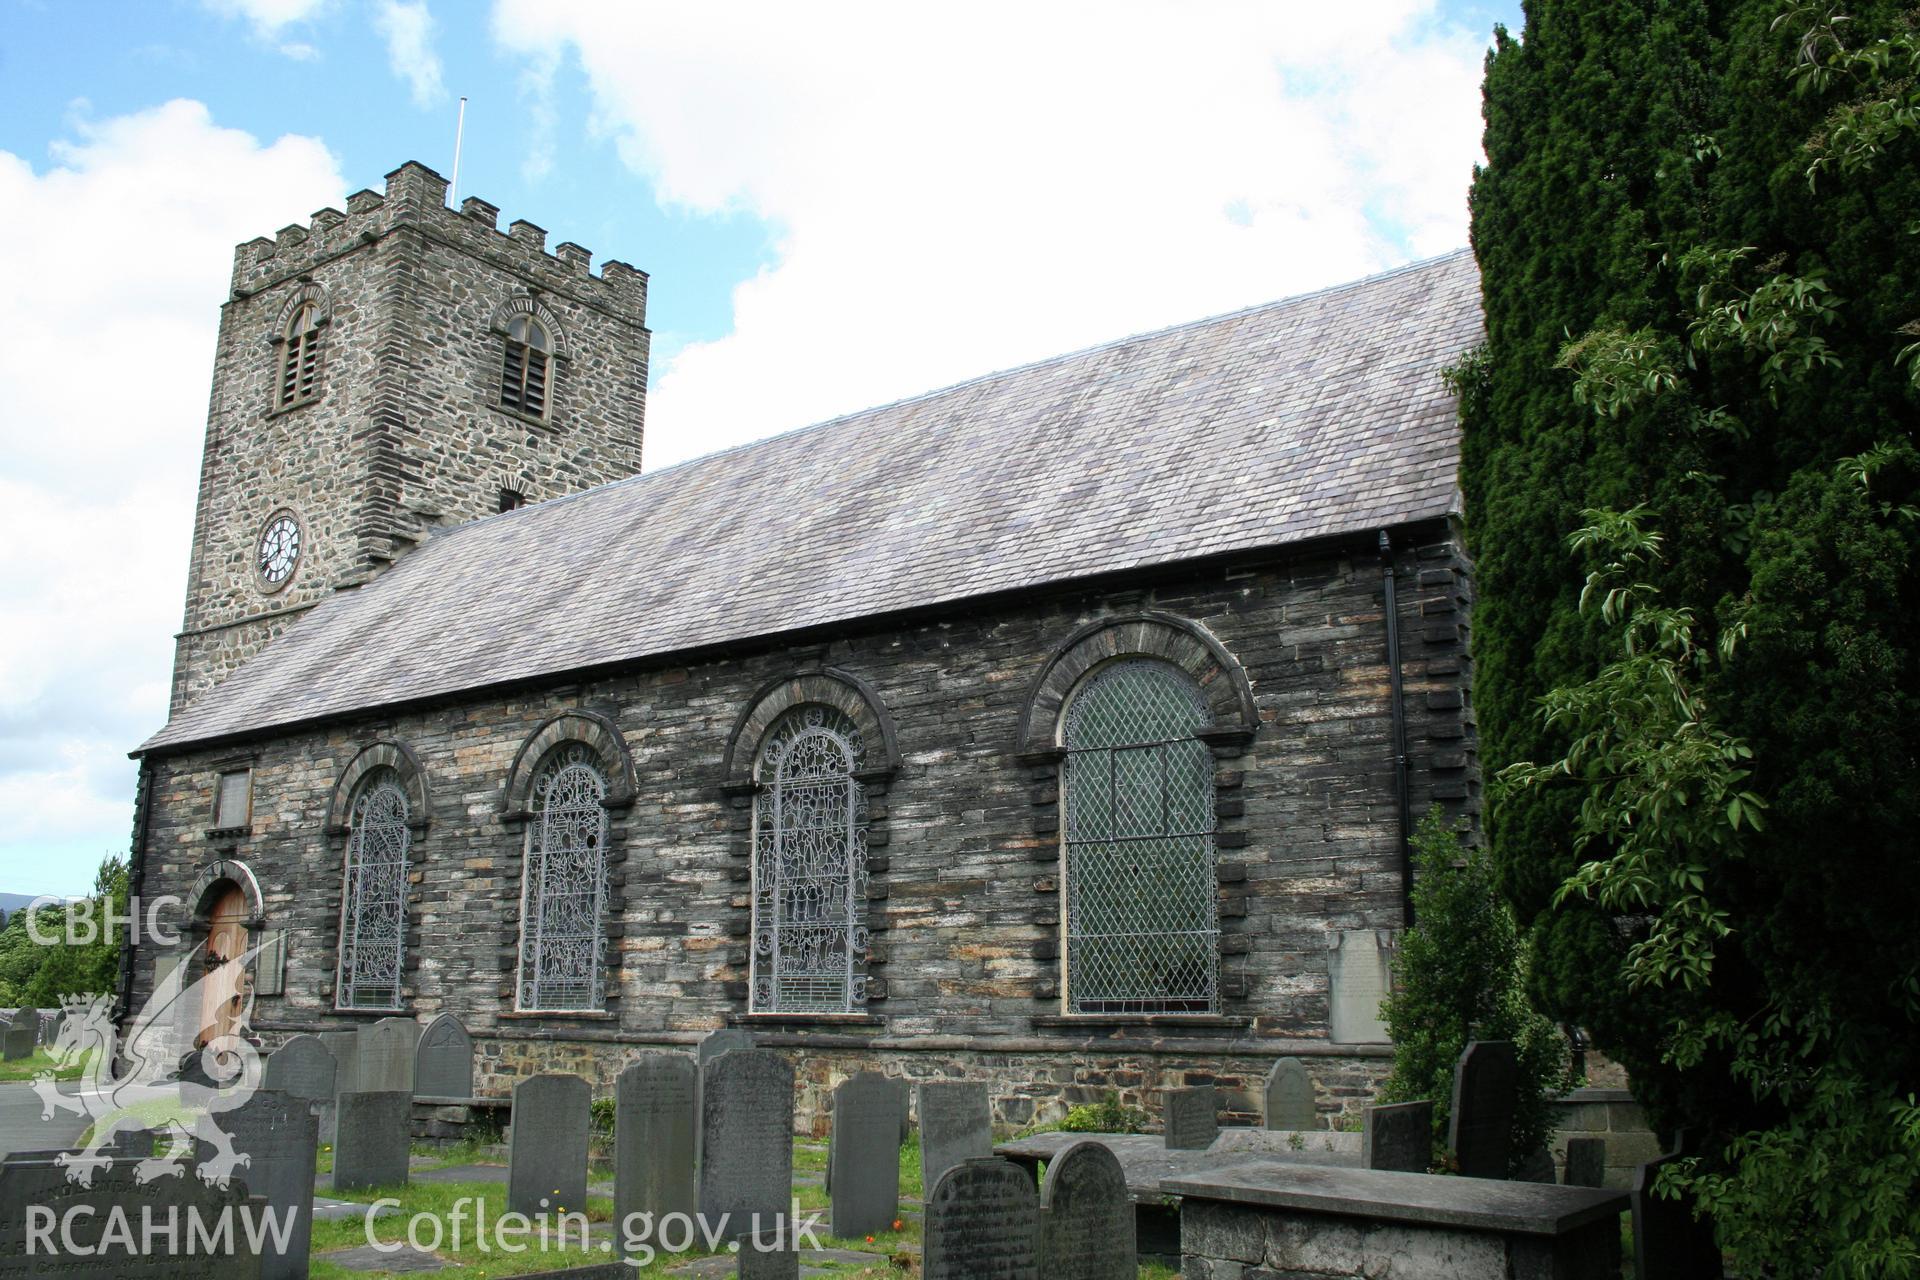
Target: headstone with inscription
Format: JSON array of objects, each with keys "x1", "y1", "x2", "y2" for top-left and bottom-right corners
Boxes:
[
  {"x1": 924, "y1": 1157, "x2": 1040, "y2": 1280},
  {"x1": 318, "y1": 1029, "x2": 361, "y2": 1146},
  {"x1": 615, "y1": 1055, "x2": 697, "y2": 1241},
  {"x1": 414, "y1": 1013, "x2": 474, "y2": 1098},
  {"x1": 1263, "y1": 1056, "x2": 1317, "y2": 1130},
  {"x1": 692, "y1": 1027, "x2": 754, "y2": 1170},
  {"x1": 1447, "y1": 1040, "x2": 1519, "y2": 1179},
  {"x1": 829, "y1": 1072, "x2": 901, "y2": 1239},
  {"x1": 201, "y1": 1088, "x2": 318, "y2": 1280},
  {"x1": 0, "y1": 1155, "x2": 268, "y2": 1278},
  {"x1": 0, "y1": 1016, "x2": 32, "y2": 1061},
  {"x1": 1328, "y1": 929, "x2": 1394, "y2": 1043},
  {"x1": 37, "y1": 1009, "x2": 62, "y2": 1047},
  {"x1": 699, "y1": 1049, "x2": 794, "y2": 1242},
  {"x1": 1162, "y1": 1086, "x2": 1218, "y2": 1151},
  {"x1": 359, "y1": 1017, "x2": 419, "y2": 1095},
  {"x1": 917, "y1": 1081, "x2": 992, "y2": 1199},
  {"x1": 1564, "y1": 1136, "x2": 1606, "y2": 1188},
  {"x1": 263, "y1": 1035, "x2": 336, "y2": 1112},
  {"x1": 1037, "y1": 1138, "x2": 1134, "y2": 1280},
  {"x1": 1362, "y1": 1100, "x2": 1432, "y2": 1173},
  {"x1": 508, "y1": 1073, "x2": 591, "y2": 1218},
  {"x1": 332, "y1": 1090, "x2": 412, "y2": 1191}
]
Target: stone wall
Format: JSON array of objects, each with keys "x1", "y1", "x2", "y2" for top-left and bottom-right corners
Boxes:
[
  {"x1": 133, "y1": 522, "x2": 1476, "y2": 1128},
  {"x1": 170, "y1": 161, "x2": 650, "y2": 712},
  {"x1": 1547, "y1": 1087, "x2": 1659, "y2": 1190}
]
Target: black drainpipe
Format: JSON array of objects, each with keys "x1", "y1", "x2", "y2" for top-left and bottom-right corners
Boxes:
[{"x1": 1379, "y1": 530, "x2": 1415, "y2": 927}]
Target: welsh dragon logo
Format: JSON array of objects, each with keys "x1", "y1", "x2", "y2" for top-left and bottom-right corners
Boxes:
[{"x1": 31, "y1": 940, "x2": 268, "y2": 1188}]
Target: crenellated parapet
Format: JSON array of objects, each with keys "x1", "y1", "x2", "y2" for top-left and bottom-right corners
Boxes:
[{"x1": 229, "y1": 161, "x2": 648, "y2": 323}]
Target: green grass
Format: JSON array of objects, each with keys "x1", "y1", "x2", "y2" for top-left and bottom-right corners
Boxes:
[
  {"x1": 0, "y1": 1048, "x2": 83, "y2": 1084},
  {"x1": 303, "y1": 1131, "x2": 1188, "y2": 1277}
]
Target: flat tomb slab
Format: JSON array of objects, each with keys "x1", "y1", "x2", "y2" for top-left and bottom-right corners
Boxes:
[
  {"x1": 996, "y1": 1131, "x2": 1357, "y2": 1202},
  {"x1": 1164, "y1": 1162, "x2": 1629, "y2": 1236}
]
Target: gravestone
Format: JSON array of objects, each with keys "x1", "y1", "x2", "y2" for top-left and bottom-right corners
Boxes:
[
  {"x1": 1263, "y1": 1056, "x2": 1316, "y2": 1130},
  {"x1": 1564, "y1": 1136, "x2": 1607, "y2": 1188},
  {"x1": 615, "y1": 1054, "x2": 697, "y2": 1243},
  {"x1": 1633, "y1": 1154, "x2": 1724, "y2": 1278},
  {"x1": 37, "y1": 1008, "x2": 63, "y2": 1047},
  {"x1": 508, "y1": 1073, "x2": 591, "y2": 1218},
  {"x1": 1446, "y1": 1039, "x2": 1518, "y2": 1179},
  {"x1": 737, "y1": 1233, "x2": 800, "y2": 1280},
  {"x1": 1037, "y1": 1138, "x2": 1135, "y2": 1280},
  {"x1": 829, "y1": 1072, "x2": 901, "y2": 1239},
  {"x1": 888, "y1": 1076, "x2": 912, "y2": 1145},
  {"x1": 318, "y1": 1028, "x2": 361, "y2": 1146},
  {"x1": 359, "y1": 1017, "x2": 420, "y2": 1094},
  {"x1": 1328, "y1": 929, "x2": 1394, "y2": 1043},
  {"x1": 924, "y1": 1157, "x2": 1040, "y2": 1280},
  {"x1": 696, "y1": 1027, "x2": 756, "y2": 1067},
  {"x1": 692, "y1": 1027, "x2": 755, "y2": 1170},
  {"x1": 203, "y1": 1087, "x2": 318, "y2": 1280},
  {"x1": 1, "y1": 1016, "x2": 32, "y2": 1061},
  {"x1": 1162, "y1": 1085, "x2": 1218, "y2": 1151},
  {"x1": 1361, "y1": 1099, "x2": 1432, "y2": 1173},
  {"x1": 0, "y1": 1154, "x2": 267, "y2": 1277},
  {"x1": 263, "y1": 1035, "x2": 336, "y2": 1112},
  {"x1": 414, "y1": 1012, "x2": 474, "y2": 1098},
  {"x1": 699, "y1": 1049, "x2": 794, "y2": 1242},
  {"x1": 332, "y1": 1090, "x2": 412, "y2": 1190},
  {"x1": 917, "y1": 1081, "x2": 992, "y2": 1198}
]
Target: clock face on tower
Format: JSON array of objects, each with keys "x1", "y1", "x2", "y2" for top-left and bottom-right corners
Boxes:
[{"x1": 256, "y1": 510, "x2": 302, "y2": 592}]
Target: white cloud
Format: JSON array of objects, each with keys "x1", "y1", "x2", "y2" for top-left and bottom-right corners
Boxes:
[
  {"x1": 491, "y1": 0, "x2": 1492, "y2": 468},
  {"x1": 201, "y1": 0, "x2": 331, "y2": 57},
  {"x1": 373, "y1": 0, "x2": 447, "y2": 107},
  {"x1": 0, "y1": 101, "x2": 344, "y2": 893}
]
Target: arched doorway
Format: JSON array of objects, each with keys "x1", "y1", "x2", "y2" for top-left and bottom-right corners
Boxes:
[{"x1": 198, "y1": 882, "x2": 251, "y2": 1046}]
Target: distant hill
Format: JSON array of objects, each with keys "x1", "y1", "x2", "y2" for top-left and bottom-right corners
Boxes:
[{"x1": 0, "y1": 892, "x2": 52, "y2": 925}]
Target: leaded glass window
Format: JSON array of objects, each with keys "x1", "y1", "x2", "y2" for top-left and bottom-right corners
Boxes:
[
  {"x1": 1062, "y1": 659, "x2": 1218, "y2": 1014},
  {"x1": 337, "y1": 771, "x2": 409, "y2": 1010},
  {"x1": 751, "y1": 707, "x2": 869, "y2": 1013},
  {"x1": 517, "y1": 744, "x2": 609, "y2": 1011}
]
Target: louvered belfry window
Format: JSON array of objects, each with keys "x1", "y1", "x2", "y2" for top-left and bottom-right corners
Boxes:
[
  {"x1": 278, "y1": 302, "x2": 322, "y2": 408},
  {"x1": 518, "y1": 745, "x2": 609, "y2": 1011},
  {"x1": 337, "y1": 771, "x2": 410, "y2": 1010},
  {"x1": 501, "y1": 315, "x2": 552, "y2": 418},
  {"x1": 1062, "y1": 659, "x2": 1219, "y2": 1014},
  {"x1": 751, "y1": 707, "x2": 870, "y2": 1013}
]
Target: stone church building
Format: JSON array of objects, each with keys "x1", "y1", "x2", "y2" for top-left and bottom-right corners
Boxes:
[{"x1": 126, "y1": 161, "x2": 1484, "y2": 1128}]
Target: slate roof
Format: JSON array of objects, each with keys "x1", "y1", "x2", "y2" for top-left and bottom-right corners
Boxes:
[{"x1": 143, "y1": 249, "x2": 1482, "y2": 753}]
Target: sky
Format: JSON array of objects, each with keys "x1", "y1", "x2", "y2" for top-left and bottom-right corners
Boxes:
[{"x1": 0, "y1": 0, "x2": 1521, "y2": 898}]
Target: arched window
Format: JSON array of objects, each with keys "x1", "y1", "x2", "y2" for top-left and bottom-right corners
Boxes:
[
  {"x1": 501, "y1": 315, "x2": 553, "y2": 418},
  {"x1": 279, "y1": 301, "x2": 323, "y2": 408},
  {"x1": 1062, "y1": 659, "x2": 1218, "y2": 1014},
  {"x1": 336, "y1": 770, "x2": 410, "y2": 1010},
  {"x1": 751, "y1": 706, "x2": 869, "y2": 1013},
  {"x1": 517, "y1": 744, "x2": 609, "y2": 1011}
]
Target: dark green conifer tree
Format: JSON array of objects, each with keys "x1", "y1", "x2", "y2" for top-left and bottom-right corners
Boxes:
[{"x1": 1462, "y1": 0, "x2": 1920, "y2": 1268}]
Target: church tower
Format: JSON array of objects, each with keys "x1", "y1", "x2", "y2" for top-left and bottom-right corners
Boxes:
[{"x1": 170, "y1": 162, "x2": 650, "y2": 713}]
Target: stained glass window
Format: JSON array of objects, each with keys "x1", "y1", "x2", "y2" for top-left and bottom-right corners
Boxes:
[
  {"x1": 751, "y1": 707, "x2": 869, "y2": 1013},
  {"x1": 518, "y1": 744, "x2": 609, "y2": 1011},
  {"x1": 1062, "y1": 659, "x2": 1218, "y2": 1013},
  {"x1": 337, "y1": 771, "x2": 409, "y2": 1010}
]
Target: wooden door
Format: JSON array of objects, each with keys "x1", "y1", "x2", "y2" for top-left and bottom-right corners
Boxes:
[{"x1": 198, "y1": 883, "x2": 250, "y2": 1046}]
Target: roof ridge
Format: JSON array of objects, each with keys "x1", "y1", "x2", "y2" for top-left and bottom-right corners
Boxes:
[{"x1": 455, "y1": 247, "x2": 1475, "y2": 536}]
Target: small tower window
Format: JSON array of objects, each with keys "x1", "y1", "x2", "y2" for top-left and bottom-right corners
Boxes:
[
  {"x1": 498, "y1": 487, "x2": 526, "y2": 513},
  {"x1": 501, "y1": 316, "x2": 552, "y2": 419},
  {"x1": 278, "y1": 302, "x2": 323, "y2": 409}
]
